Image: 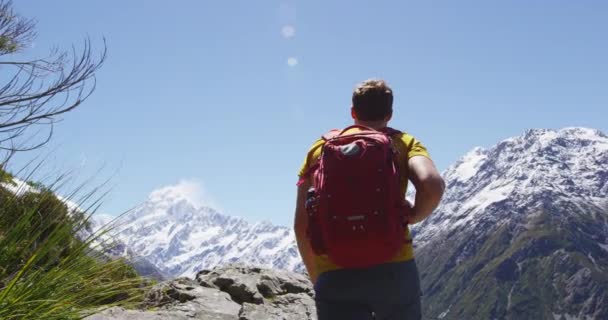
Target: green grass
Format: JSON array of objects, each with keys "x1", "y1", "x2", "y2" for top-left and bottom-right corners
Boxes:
[
  {"x1": 0, "y1": 168, "x2": 14, "y2": 185},
  {"x1": 0, "y1": 168, "x2": 150, "y2": 319}
]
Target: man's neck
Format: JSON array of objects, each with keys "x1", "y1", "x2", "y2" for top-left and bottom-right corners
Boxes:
[{"x1": 354, "y1": 120, "x2": 389, "y2": 130}]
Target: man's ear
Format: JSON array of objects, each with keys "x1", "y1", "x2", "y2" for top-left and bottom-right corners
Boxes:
[{"x1": 351, "y1": 107, "x2": 358, "y2": 120}]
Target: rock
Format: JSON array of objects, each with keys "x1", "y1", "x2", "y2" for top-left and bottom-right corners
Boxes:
[
  {"x1": 85, "y1": 307, "x2": 192, "y2": 320},
  {"x1": 257, "y1": 271, "x2": 313, "y2": 298},
  {"x1": 494, "y1": 258, "x2": 519, "y2": 282},
  {"x1": 212, "y1": 274, "x2": 264, "y2": 304},
  {"x1": 160, "y1": 297, "x2": 241, "y2": 320},
  {"x1": 239, "y1": 293, "x2": 316, "y2": 320},
  {"x1": 88, "y1": 265, "x2": 316, "y2": 320},
  {"x1": 143, "y1": 278, "x2": 201, "y2": 307},
  {"x1": 565, "y1": 268, "x2": 593, "y2": 305},
  {"x1": 196, "y1": 264, "x2": 313, "y2": 304}
]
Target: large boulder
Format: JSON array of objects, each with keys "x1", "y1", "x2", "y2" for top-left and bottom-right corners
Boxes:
[{"x1": 87, "y1": 264, "x2": 317, "y2": 320}]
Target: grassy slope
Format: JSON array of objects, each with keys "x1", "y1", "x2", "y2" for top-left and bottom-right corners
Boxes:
[
  {"x1": 417, "y1": 209, "x2": 608, "y2": 320},
  {"x1": 0, "y1": 167, "x2": 150, "y2": 319}
]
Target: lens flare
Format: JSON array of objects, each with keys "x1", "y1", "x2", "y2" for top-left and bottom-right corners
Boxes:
[
  {"x1": 281, "y1": 25, "x2": 296, "y2": 39},
  {"x1": 287, "y1": 57, "x2": 299, "y2": 67}
]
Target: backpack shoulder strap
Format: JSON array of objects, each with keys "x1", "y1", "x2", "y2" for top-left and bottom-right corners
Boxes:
[
  {"x1": 381, "y1": 127, "x2": 405, "y2": 154},
  {"x1": 322, "y1": 129, "x2": 341, "y2": 141},
  {"x1": 330, "y1": 125, "x2": 403, "y2": 138},
  {"x1": 297, "y1": 129, "x2": 339, "y2": 186},
  {"x1": 380, "y1": 127, "x2": 403, "y2": 137},
  {"x1": 325, "y1": 125, "x2": 390, "y2": 140},
  {"x1": 339, "y1": 125, "x2": 376, "y2": 134}
]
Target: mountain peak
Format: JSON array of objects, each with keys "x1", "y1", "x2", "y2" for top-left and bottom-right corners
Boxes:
[
  {"x1": 447, "y1": 146, "x2": 488, "y2": 182},
  {"x1": 417, "y1": 127, "x2": 608, "y2": 246},
  {"x1": 147, "y1": 181, "x2": 204, "y2": 208},
  {"x1": 114, "y1": 182, "x2": 301, "y2": 278},
  {"x1": 523, "y1": 127, "x2": 608, "y2": 144},
  {"x1": 448, "y1": 126, "x2": 607, "y2": 181}
]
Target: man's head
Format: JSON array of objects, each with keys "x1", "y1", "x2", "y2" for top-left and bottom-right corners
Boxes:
[{"x1": 351, "y1": 79, "x2": 393, "y2": 126}]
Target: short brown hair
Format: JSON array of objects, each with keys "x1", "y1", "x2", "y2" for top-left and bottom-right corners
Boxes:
[{"x1": 352, "y1": 79, "x2": 394, "y2": 121}]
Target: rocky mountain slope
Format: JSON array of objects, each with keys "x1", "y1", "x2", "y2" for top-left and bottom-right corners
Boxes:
[
  {"x1": 110, "y1": 188, "x2": 302, "y2": 278},
  {"x1": 412, "y1": 127, "x2": 608, "y2": 319}
]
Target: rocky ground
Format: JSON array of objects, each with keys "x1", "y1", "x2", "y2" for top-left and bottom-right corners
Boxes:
[{"x1": 86, "y1": 265, "x2": 317, "y2": 320}]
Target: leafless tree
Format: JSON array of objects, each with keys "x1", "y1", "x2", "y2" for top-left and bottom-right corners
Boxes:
[{"x1": 0, "y1": 0, "x2": 106, "y2": 165}]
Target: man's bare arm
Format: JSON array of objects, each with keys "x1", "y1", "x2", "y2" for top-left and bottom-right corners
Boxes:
[
  {"x1": 293, "y1": 179, "x2": 319, "y2": 283},
  {"x1": 408, "y1": 156, "x2": 445, "y2": 224}
]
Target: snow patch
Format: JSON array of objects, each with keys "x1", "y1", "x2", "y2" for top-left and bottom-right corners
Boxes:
[
  {"x1": 560, "y1": 127, "x2": 606, "y2": 141},
  {"x1": 535, "y1": 129, "x2": 559, "y2": 146},
  {"x1": 507, "y1": 282, "x2": 516, "y2": 310},
  {"x1": 2, "y1": 178, "x2": 83, "y2": 214},
  {"x1": 187, "y1": 226, "x2": 222, "y2": 244},
  {"x1": 438, "y1": 304, "x2": 452, "y2": 319},
  {"x1": 1, "y1": 178, "x2": 35, "y2": 196},
  {"x1": 453, "y1": 147, "x2": 487, "y2": 181},
  {"x1": 454, "y1": 182, "x2": 514, "y2": 227},
  {"x1": 550, "y1": 313, "x2": 593, "y2": 320}
]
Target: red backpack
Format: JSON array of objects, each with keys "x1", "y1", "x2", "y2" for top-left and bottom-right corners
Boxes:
[{"x1": 301, "y1": 125, "x2": 409, "y2": 269}]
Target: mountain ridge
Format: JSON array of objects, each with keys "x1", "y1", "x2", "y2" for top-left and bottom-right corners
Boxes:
[
  {"x1": 111, "y1": 192, "x2": 301, "y2": 278},
  {"x1": 107, "y1": 127, "x2": 608, "y2": 318},
  {"x1": 413, "y1": 127, "x2": 608, "y2": 319}
]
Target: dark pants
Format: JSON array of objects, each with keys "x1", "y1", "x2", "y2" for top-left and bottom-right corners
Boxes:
[{"x1": 314, "y1": 260, "x2": 422, "y2": 320}]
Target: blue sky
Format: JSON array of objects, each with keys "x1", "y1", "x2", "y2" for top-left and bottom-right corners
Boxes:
[{"x1": 8, "y1": 1, "x2": 608, "y2": 226}]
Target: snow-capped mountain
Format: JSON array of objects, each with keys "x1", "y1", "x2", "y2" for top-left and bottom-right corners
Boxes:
[
  {"x1": 413, "y1": 127, "x2": 608, "y2": 319},
  {"x1": 111, "y1": 185, "x2": 302, "y2": 278},
  {"x1": 414, "y1": 127, "x2": 608, "y2": 245},
  {"x1": 109, "y1": 126, "x2": 608, "y2": 318}
]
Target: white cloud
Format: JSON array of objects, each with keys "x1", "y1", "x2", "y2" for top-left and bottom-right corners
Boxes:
[
  {"x1": 281, "y1": 25, "x2": 296, "y2": 39},
  {"x1": 148, "y1": 179, "x2": 218, "y2": 209},
  {"x1": 287, "y1": 57, "x2": 298, "y2": 67}
]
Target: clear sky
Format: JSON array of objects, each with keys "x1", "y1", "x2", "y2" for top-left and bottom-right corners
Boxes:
[{"x1": 8, "y1": 0, "x2": 608, "y2": 226}]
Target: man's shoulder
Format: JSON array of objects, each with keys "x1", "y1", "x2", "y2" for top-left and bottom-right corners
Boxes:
[
  {"x1": 387, "y1": 128, "x2": 431, "y2": 159},
  {"x1": 308, "y1": 137, "x2": 326, "y2": 151},
  {"x1": 387, "y1": 127, "x2": 413, "y2": 138},
  {"x1": 387, "y1": 128, "x2": 417, "y2": 144},
  {"x1": 304, "y1": 137, "x2": 325, "y2": 162}
]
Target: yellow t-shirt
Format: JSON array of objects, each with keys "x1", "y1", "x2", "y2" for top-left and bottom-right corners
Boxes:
[{"x1": 298, "y1": 127, "x2": 431, "y2": 274}]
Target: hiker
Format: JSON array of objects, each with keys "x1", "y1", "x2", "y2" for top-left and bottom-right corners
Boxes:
[{"x1": 294, "y1": 79, "x2": 445, "y2": 320}]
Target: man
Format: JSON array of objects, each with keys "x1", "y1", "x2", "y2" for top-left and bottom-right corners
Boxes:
[{"x1": 294, "y1": 79, "x2": 445, "y2": 320}]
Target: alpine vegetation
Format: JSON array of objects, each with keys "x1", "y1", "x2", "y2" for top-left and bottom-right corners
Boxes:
[
  {"x1": 413, "y1": 127, "x2": 608, "y2": 319},
  {"x1": 0, "y1": 168, "x2": 150, "y2": 319}
]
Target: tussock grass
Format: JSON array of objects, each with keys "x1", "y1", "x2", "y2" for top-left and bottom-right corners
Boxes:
[{"x1": 0, "y1": 167, "x2": 150, "y2": 319}]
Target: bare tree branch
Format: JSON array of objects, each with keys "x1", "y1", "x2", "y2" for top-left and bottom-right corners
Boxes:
[
  {"x1": 0, "y1": 0, "x2": 36, "y2": 55},
  {"x1": 0, "y1": 0, "x2": 106, "y2": 160}
]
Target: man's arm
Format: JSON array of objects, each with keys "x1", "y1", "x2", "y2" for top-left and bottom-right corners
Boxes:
[
  {"x1": 408, "y1": 156, "x2": 445, "y2": 224},
  {"x1": 293, "y1": 179, "x2": 319, "y2": 284}
]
